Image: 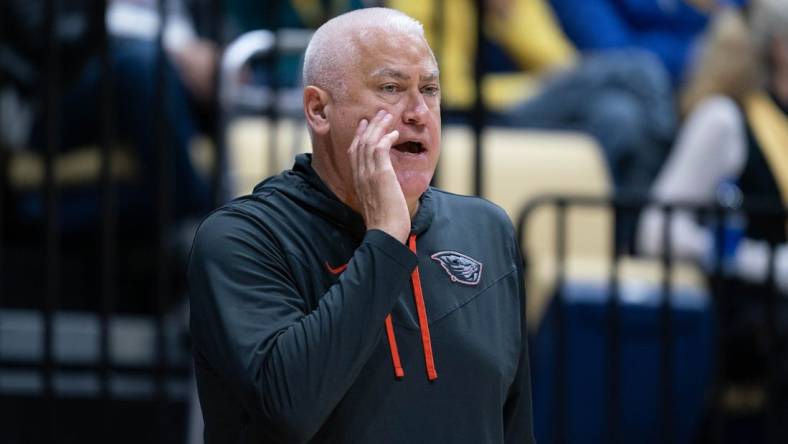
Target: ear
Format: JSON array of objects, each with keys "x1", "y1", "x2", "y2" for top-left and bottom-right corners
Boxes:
[{"x1": 304, "y1": 86, "x2": 331, "y2": 135}]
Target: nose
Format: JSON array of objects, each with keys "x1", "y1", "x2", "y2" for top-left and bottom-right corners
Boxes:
[{"x1": 402, "y1": 90, "x2": 429, "y2": 125}]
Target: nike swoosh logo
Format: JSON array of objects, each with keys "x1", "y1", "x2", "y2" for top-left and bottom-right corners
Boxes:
[{"x1": 325, "y1": 261, "x2": 348, "y2": 275}]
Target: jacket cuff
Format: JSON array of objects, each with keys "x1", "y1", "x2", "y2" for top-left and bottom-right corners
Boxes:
[{"x1": 363, "y1": 230, "x2": 418, "y2": 271}]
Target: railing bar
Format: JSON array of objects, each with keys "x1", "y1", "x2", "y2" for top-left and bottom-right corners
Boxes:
[
  {"x1": 210, "y1": 0, "x2": 225, "y2": 207},
  {"x1": 708, "y1": 205, "x2": 727, "y2": 444},
  {"x1": 471, "y1": 0, "x2": 485, "y2": 197},
  {"x1": 154, "y1": 0, "x2": 171, "y2": 441},
  {"x1": 97, "y1": 0, "x2": 117, "y2": 438},
  {"x1": 266, "y1": 4, "x2": 281, "y2": 177},
  {"x1": 42, "y1": 0, "x2": 62, "y2": 440},
  {"x1": 606, "y1": 202, "x2": 621, "y2": 444},
  {"x1": 659, "y1": 204, "x2": 674, "y2": 444},
  {"x1": 553, "y1": 199, "x2": 568, "y2": 444},
  {"x1": 764, "y1": 248, "x2": 779, "y2": 444}
]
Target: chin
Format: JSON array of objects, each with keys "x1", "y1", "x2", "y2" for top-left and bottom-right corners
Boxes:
[{"x1": 396, "y1": 170, "x2": 433, "y2": 202}]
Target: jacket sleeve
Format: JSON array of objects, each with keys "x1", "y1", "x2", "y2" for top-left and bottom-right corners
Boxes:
[
  {"x1": 188, "y1": 209, "x2": 417, "y2": 443},
  {"x1": 503, "y1": 236, "x2": 536, "y2": 444}
]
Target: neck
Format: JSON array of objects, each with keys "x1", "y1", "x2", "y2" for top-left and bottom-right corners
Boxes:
[
  {"x1": 407, "y1": 198, "x2": 420, "y2": 218},
  {"x1": 311, "y1": 151, "x2": 358, "y2": 211}
]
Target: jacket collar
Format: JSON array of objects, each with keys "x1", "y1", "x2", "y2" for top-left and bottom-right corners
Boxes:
[{"x1": 285, "y1": 154, "x2": 435, "y2": 237}]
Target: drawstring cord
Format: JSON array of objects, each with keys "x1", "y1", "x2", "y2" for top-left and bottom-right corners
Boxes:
[
  {"x1": 384, "y1": 314, "x2": 405, "y2": 378},
  {"x1": 383, "y1": 234, "x2": 438, "y2": 381}
]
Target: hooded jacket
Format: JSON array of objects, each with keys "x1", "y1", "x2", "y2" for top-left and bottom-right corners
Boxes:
[{"x1": 188, "y1": 154, "x2": 535, "y2": 443}]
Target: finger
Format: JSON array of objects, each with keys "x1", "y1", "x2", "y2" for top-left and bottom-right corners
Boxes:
[
  {"x1": 373, "y1": 130, "x2": 399, "y2": 171},
  {"x1": 348, "y1": 118, "x2": 367, "y2": 157},
  {"x1": 349, "y1": 118, "x2": 368, "y2": 182},
  {"x1": 363, "y1": 113, "x2": 393, "y2": 172},
  {"x1": 359, "y1": 110, "x2": 384, "y2": 143},
  {"x1": 350, "y1": 118, "x2": 368, "y2": 156},
  {"x1": 361, "y1": 110, "x2": 390, "y2": 148}
]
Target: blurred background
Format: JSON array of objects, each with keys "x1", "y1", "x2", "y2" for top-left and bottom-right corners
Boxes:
[{"x1": 1, "y1": 0, "x2": 787, "y2": 443}]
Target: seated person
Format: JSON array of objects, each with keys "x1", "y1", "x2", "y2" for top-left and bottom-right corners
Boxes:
[
  {"x1": 390, "y1": 0, "x2": 677, "y2": 194},
  {"x1": 548, "y1": 0, "x2": 742, "y2": 85},
  {"x1": 637, "y1": 3, "x2": 788, "y2": 429},
  {"x1": 1, "y1": 0, "x2": 213, "y2": 233}
]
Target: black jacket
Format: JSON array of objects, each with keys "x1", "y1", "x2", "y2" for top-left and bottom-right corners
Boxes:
[{"x1": 188, "y1": 154, "x2": 535, "y2": 443}]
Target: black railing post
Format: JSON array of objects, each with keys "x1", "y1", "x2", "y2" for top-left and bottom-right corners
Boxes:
[
  {"x1": 471, "y1": 0, "x2": 485, "y2": 197},
  {"x1": 430, "y1": 0, "x2": 444, "y2": 188},
  {"x1": 553, "y1": 199, "x2": 568, "y2": 444},
  {"x1": 154, "y1": 0, "x2": 171, "y2": 441},
  {"x1": 764, "y1": 245, "x2": 779, "y2": 444},
  {"x1": 209, "y1": 0, "x2": 226, "y2": 207},
  {"x1": 659, "y1": 204, "x2": 675, "y2": 444},
  {"x1": 97, "y1": 0, "x2": 117, "y2": 438},
  {"x1": 0, "y1": 5, "x2": 6, "y2": 436},
  {"x1": 42, "y1": 0, "x2": 62, "y2": 440},
  {"x1": 606, "y1": 200, "x2": 622, "y2": 444},
  {"x1": 709, "y1": 204, "x2": 727, "y2": 444},
  {"x1": 0, "y1": 19, "x2": 5, "y2": 388},
  {"x1": 267, "y1": 3, "x2": 281, "y2": 177}
]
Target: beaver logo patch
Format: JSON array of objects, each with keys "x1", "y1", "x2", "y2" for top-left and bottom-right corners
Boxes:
[{"x1": 430, "y1": 251, "x2": 482, "y2": 285}]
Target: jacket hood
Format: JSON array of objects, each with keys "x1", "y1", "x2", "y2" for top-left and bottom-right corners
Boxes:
[{"x1": 254, "y1": 154, "x2": 436, "y2": 238}]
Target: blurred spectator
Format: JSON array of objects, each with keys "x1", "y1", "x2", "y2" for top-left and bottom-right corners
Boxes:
[
  {"x1": 503, "y1": 49, "x2": 675, "y2": 193},
  {"x1": 637, "y1": 1, "x2": 788, "y2": 428},
  {"x1": 108, "y1": 0, "x2": 220, "y2": 106},
  {"x1": 390, "y1": 0, "x2": 676, "y2": 196},
  {"x1": 548, "y1": 0, "x2": 744, "y2": 85},
  {"x1": 638, "y1": 2, "x2": 788, "y2": 291},
  {"x1": 0, "y1": 0, "x2": 214, "y2": 233},
  {"x1": 389, "y1": 0, "x2": 577, "y2": 111}
]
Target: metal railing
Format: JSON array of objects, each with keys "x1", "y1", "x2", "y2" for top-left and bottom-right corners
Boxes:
[
  {"x1": 517, "y1": 194, "x2": 788, "y2": 444},
  {"x1": 0, "y1": 0, "x2": 330, "y2": 439},
  {"x1": 0, "y1": 0, "x2": 224, "y2": 442}
]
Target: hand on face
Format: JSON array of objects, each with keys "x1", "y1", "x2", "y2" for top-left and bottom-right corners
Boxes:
[{"x1": 348, "y1": 109, "x2": 411, "y2": 243}]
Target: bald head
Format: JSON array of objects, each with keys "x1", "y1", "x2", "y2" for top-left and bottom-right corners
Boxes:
[{"x1": 303, "y1": 8, "x2": 434, "y2": 97}]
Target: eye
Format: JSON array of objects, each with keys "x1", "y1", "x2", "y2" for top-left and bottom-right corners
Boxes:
[
  {"x1": 381, "y1": 84, "x2": 399, "y2": 93},
  {"x1": 422, "y1": 85, "x2": 440, "y2": 97}
]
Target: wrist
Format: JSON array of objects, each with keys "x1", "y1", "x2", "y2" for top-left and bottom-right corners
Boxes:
[{"x1": 367, "y1": 224, "x2": 409, "y2": 244}]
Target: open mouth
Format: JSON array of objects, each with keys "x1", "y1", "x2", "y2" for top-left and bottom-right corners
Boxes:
[{"x1": 392, "y1": 141, "x2": 426, "y2": 154}]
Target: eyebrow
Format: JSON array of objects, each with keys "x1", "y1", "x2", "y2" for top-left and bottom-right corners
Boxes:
[
  {"x1": 421, "y1": 71, "x2": 439, "y2": 82},
  {"x1": 371, "y1": 68, "x2": 440, "y2": 82}
]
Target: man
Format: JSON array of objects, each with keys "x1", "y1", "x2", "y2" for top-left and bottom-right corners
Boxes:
[{"x1": 188, "y1": 7, "x2": 534, "y2": 443}]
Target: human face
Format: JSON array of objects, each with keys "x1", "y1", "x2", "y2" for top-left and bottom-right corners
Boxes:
[{"x1": 326, "y1": 28, "x2": 441, "y2": 208}]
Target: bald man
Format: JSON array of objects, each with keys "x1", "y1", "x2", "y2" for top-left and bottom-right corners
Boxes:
[{"x1": 188, "y1": 8, "x2": 534, "y2": 443}]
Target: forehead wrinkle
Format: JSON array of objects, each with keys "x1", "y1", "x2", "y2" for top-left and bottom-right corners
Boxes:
[
  {"x1": 371, "y1": 68, "x2": 410, "y2": 81},
  {"x1": 370, "y1": 68, "x2": 440, "y2": 82}
]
